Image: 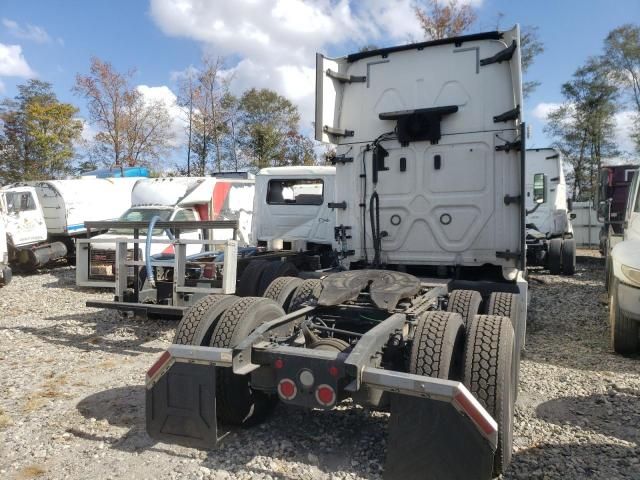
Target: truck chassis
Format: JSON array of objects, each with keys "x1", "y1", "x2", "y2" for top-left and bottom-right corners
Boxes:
[{"x1": 146, "y1": 270, "x2": 522, "y2": 479}]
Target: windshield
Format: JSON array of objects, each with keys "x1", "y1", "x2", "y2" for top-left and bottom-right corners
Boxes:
[
  {"x1": 109, "y1": 208, "x2": 173, "y2": 235},
  {"x1": 4, "y1": 191, "x2": 37, "y2": 214}
]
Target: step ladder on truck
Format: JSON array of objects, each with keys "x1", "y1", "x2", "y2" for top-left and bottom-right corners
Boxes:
[{"x1": 145, "y1": 26, "x2": 527, "y2": 480}]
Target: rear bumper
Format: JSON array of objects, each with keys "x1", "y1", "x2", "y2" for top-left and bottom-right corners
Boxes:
[{"x1": 146, "y1": 344, "x2": 498, "y2": 450}]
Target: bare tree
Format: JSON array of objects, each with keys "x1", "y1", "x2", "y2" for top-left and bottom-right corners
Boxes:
[
  {"x1": 74, "y1": 57, "x2": 174, "y2": 168},
  {"x1": 177, "y1": 67, "x2": 201, "y2": 175},
  {"x1": 414, "y1": 0, "x2": 476, "y2": 40},
  {"x1": 198, "y1": 55, "x2": 232, "y2": 173}
]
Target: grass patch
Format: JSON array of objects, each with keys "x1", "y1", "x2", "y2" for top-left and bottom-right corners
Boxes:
[
  {"x1": 0, "y1": 407, "x2": 12, "y2": 429},
  {"x1": 17, "y1": 465, "x2": 47, "y2": 479},
  {"x1": 98, "y1": 359, "x2": 116, "y2": 369}
]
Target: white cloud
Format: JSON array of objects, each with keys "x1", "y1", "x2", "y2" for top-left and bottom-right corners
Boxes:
[
  {"x1": 531, "y1": 102, "x2": 561, "y2": 121},
  {"x1": 614, "y1": 110, "x2": 638, "y2": 154},
  {"x1": 150, "y1": 0, "x2": 431, "y2": 127},
  {"x1": 136, "y1": 84, "x2": 187, "y2": 147},
  {"x1": 0, "y1": 43, "x2": 35, "y2": 77},
  {"x1": 2, "y1": 18, "x2": 51, "y2": 44}
]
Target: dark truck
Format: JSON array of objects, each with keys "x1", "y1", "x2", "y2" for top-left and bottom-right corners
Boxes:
[{"x1": 145, "y1": 26, "x2": 527, "y2": 479}]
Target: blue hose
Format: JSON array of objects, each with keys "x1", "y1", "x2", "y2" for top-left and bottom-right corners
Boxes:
[{"x1": 145, "y1": 215, "x2": 175, "y2": 288}]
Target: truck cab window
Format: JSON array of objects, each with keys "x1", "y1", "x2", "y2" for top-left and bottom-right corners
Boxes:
[
  {"x1": 173, "y1": 209, "x2": 198, "y2": 233},
  {"x1": 5, "y1": 192, "x2": 36, "y2": 213},
  {"x1": 267, "y1": 179, "x2": 324, "y2": 205}
]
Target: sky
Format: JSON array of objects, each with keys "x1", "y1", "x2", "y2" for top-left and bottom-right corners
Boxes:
[{"x1": 0, "y1": 0, "x2": 639, "y2": 167}]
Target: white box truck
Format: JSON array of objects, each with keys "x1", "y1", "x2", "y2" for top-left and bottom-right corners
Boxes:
[
  {"x1": 0, "y1": 178, "x2": 139, "y2": 270},
  {"x1": 145, "y1": 26, "x2": 527, "y2": 479}
]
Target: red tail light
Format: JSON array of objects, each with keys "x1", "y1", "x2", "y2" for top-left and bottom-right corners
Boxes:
[
  {"x1": 162, "y1": 245, "x2": 175, "y2": 255},
  {"x1": 274, "y1": 358, "x2": 284, "y2": 369},
  {"x1": 328, "y1": 365, "x2": 339, "y2": 377},
  {"x1": 315, "y1": 384, "x2": 336, "y2": 407},
  {"x1": 277, "y1": 379, "x2": 297, "y2": 400}
]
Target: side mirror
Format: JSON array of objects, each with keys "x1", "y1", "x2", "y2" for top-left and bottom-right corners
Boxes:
[
  {"x1": 567, "y1": 198, "x2": 573, "y2": 212},
  {"x1": 533, "y1": 173, "x2": 547, "y2": 204},
  {"x1": 570, "y1": 213, "x2": 577, "y2": 220}
]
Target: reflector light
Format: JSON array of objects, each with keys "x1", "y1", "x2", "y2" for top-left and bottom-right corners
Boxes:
[
  {"x1": 299, "y1": 369, "x2": 315, "y2": 388},
  {"x1": 274, "y1": 358, "x2": 284, "y2": 369},
  {"x1": 278, "y1": 379, "x2": 297, "y2": 400},
  {"x1": 162, "y1": 245, "x2": 175, "y2": 255},
  {"x1": 315, "y1": 384, "x2": 336, "y2": 407},
  {"x1": 453, "y1": 392, "x2": 497, "y2": 436},
  {"x1": 328, "y1": 365, "x2": 339, "y2": 377},
  {"x1": 147, "y1": 351, "x2": 171, "y2": 380}
]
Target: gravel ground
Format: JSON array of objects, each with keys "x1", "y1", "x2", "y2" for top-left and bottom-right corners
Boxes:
[{"x1": 0, "y1": 250, "x2": 639, "y2": 480}]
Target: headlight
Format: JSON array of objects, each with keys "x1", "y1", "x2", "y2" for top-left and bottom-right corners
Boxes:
[{"x1": 621, "y1": 264, "x2": 640, "y2": 287}]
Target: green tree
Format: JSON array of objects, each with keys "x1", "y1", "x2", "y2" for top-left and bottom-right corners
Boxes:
[
  {"x1": 546, "y1": 58, "x2": 619, "y2": 200},
  {"x1": 237, "y1": 88, "x2": 300, "y2": 170},
  {"x1": 603, "y1": 24, "x2": 640, "y2": 153},
  {"x1": 0, "y1": 80, "x2": 82, "y2": 183},
  {"x1": 521, "y1": 26, "x2": 545, "y2": 98}
]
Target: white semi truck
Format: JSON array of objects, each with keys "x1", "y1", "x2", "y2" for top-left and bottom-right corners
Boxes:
[
  {"x1": 608, "y1": 169, "x2": 640, "y2": 354},
  {"x1": 145, "y1": 27, "x2": 527, "y2": 479},
  {"x1": 0, "y1": 178, "x2": 139, "y2": 270},
  {"x1": 525, "y1": 148, "x2": 576, "y2": 275}
]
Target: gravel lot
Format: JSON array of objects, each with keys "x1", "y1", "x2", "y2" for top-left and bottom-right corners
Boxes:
[{"x1": 0, "y1": 250, "x2": 639, "y2": 480}]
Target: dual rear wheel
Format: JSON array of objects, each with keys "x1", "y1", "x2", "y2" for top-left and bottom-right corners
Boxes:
[
  {"x1": 417, "y1": 289, "x2": 518, "y2": 476},
  {"x1": 548, "y1": 237, "x2": 576, "y2": 275}
]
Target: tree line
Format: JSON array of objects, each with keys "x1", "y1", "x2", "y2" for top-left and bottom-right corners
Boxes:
[
  {"x1": 545, "y1": 24, "x2": 640, "y2": 201},
  {"x1": 0, "y1": 56, "x2": 316, "y2": 183}
]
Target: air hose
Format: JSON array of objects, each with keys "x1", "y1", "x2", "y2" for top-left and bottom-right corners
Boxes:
[{"x1": 145, "y1": 215, "x2": 175, "y2": 288}]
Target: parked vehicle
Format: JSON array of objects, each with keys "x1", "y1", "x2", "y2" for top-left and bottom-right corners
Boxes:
[
  {"x1": 145, "y1": 26, "x2": 527, "y2": 479},
  {"x1": 83, "y1": 167, "x2": 336, "y2": 313},
  {"x1": 525, "y1": 148, "x2": 576, "y2": 275},
  {"x1": 608, "y1": 169, "x2": 640, "y2": 354},
  {"x1": 598, "y1": 164, "x2": 638, "y2": 256},
  {"x1": 76, "y1": 176, "x2": 254, "y2": 288},
  {"x1": 0, "y1": 178, "x2": 139, "y2": 270}
]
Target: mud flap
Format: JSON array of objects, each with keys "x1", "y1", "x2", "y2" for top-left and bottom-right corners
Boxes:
[
  {"x1": 146, "y1": 361, "x2": 218, "y2": 448},
  {"x1": 385, "y1": 394, "x2": 494, "y2": 480}
]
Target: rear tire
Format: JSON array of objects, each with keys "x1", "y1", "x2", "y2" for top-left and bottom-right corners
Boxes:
[
  {"x1": 287, "y1": 278, "x2": 323, "y2": 312},
  {"x1": 486, "y1": 292, "x2": 521, "y2": 400},
  {"x1": 257, "y1": 261, "x2": 299, "y2": 297},
  {"x1": 173, "y1": 294, "x2": 238, "y2": 346},
  {"x1": 610, "y1": 279, "x2": 640, "y2": 354},
  {"x1": 561, "y1": 238, "x2": 576, "y2": 275},
  {"x1": 409, "y1": 311, "x2": 465, "y2": 380},
  {"x1": 463, "y1": 314, "x2": 514, "y2": 476},
  {"x1": 210, "y1": 297, "x2": 286, "y2": 425},
  {"x1": 236, "y1": 260, "x2": 269, "y2": 297},
  {"x1": 446, "y1": 290, "x2": 482, "y2": 328},
  {"x1": 547, "y1": 238, "x2": 562, "y2": 275},
  {"x1": 263, "y1": 276, "x2": 303, "y2": 311}
]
